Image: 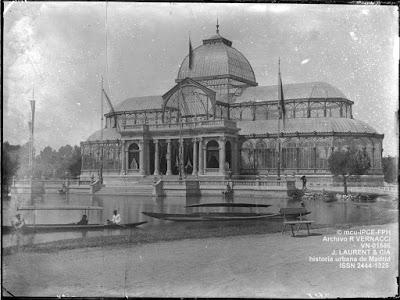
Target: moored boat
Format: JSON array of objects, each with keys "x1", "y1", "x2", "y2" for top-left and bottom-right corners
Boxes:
[
  {"x1": 186, "y1": 203, "x2": 271, "y2": 208},
  {"x1": 3, "y1": 221, "x2": 147, "y2": 234},
  {"x1": 141, "y1": 211, "x2": 277, "y2": 222}
]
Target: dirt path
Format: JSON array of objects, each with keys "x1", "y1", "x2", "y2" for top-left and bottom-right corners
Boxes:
[{"x1": 2, "y1": 223, "x2": 398, "y2": 298}]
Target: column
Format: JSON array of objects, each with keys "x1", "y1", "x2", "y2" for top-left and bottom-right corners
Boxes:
[
  {"x1": 121, "y1": 141, "x2": 126, "y2": 175},
  {"x1": 198, "y1": 138, "x2": 204, "y2": 175},
  {"x1": 139, "y1": 140, "x2": 145, "y2": 175},
  {"x1": 125, "y1": 143, "x2": 129, "y2": 173},
  {"x1": 153, "y1": 139, "x2": 160, "y2": 176},
  {"x1": 166, "y1": 139, "x2": 172, "y2": 175},
  {"x1": 192, "y1": 138, "x2": 198, "y2": 176},
  {"x1": 219, "y1": 137, "x2": 226, "y2": 175}
]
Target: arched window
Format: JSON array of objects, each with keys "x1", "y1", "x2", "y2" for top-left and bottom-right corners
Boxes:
[
  {"x1": 299, "y1": 140, "x2": 314, "y2": 169},
  {"x1": 286, "y1": 103, "x2": 295, "y2": 119},
  {"x1": 365, "y1": 142, "x2": 374, "y2": 168},
  {"x1": 282, "y1": 141, "x2": 297, "y2": 169},
  {"x1": 255, "y1": 140, "x2": 267, "y2": 169},
  {"x1": 230, "y1": 107, "x2": 241, "y2": 120},
  {"x1": 206, "y1": 140, "x2": 219, "y2": 168},
  {"x1": 128, "y1": 143, "x2": 140, "y2": 170},
  {"x1": 315, "y1": 139, "x2": 331, "y2": 169},
  {"x1": 265, "y1": 140, "x2": 277, "y2": 169},
  {"x1": 267, "y1": 105, "x2": 279, "y2": 120},
  {"x1": 225, "y1": 141, "x2": 232, "y2": 170},
  {"x1": 241, "y1": 106, "x2": 253, "y2": 120},
  {"x1": 373, "y1": 141, "x2": 382, "y2": 169},
  {"x1": 326, "y1": 102, "x2": 341, "y2": 118},
  {"x1": 241, "y1": 141, "x2": 254, "y2": 170},
  {"x1": 255, "y1": 105, "x2": 267, "y2": 120},
  {"x1": 295, "y1": 102, "x2": 308, "y2": 118},
  {"x1": 309, "y1": 102, "x2": 324, "y2": 118},
  {"x1": 162, "y1": 83, "x2": 214, "y2": 122}
]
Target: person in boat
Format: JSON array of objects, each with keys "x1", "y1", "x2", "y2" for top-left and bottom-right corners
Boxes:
[
  {"x1": 12, "y1": 213, "x2": 25, "y2": 229},
  {"x1": 300, "y1": 200, "x2": 305, "y2": 208},
  {"x1": 76, "y1": 214, "x2": 88, "y2": 225},
  {"x1": 107, "y1": 210, "x2": 121, "y2": 225}
]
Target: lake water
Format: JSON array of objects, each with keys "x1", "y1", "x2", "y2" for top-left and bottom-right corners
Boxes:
[{"x1": 2, "y1": 190, "x2": 398, "y2": 247}]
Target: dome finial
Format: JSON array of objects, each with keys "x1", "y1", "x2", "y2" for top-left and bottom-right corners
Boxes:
[{"x1": 216, "y1": 17, "x2": 219, "y2": 34}]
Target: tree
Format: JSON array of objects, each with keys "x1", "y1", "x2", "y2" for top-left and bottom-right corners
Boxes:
[
  {"x1": 382, "y1": 156, "x2": 398, "y2": 183},
  {"x1": 2, "y1": 142, "x2": 21, "y2": 194},
  {"x1": 33, "y1": 144, "x2": 82, "y2": 179},
  {"x1": 328, "y1": 148, "x2": 371, "y2": 194}
]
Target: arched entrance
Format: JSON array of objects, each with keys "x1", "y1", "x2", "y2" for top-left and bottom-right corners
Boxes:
[
  {"x1": 225, "y1": 141, "x2": 232, "y2": 170},
  {"x1": 206, "y1": 140, "x2": 219, "y2": 169},
  {"x1": 128, "y1": 143, "x2": 140, "y2": 170}
]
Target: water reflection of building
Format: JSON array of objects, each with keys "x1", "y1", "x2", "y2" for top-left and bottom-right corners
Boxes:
[{"x1": 80, "y1": 26, "x2": 384, "y2": 184}]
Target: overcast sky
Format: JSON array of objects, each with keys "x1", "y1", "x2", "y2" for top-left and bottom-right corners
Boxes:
[{"x1": 3, "y1": 2, "x2": 398, "y2": 155}]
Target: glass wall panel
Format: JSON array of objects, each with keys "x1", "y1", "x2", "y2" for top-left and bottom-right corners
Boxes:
[
  {"x1": 241, "y1": 141, "x2": 254, "y2": 170},
  {"x1": 326, "y1": 103, "x2": 340, "y2": 118},
  {"x1": 310, "y1": 102, "x2": 324, "y2": 118},
  {"x1": 267, "y1": 105, "x2": 279, "y2": 120},
  {"x1": 255, "y1": 141, "x2": 267, "y2": 168},
  {"x1": 255, "y1": 106, "x2": 267, "y2": 120},
  {"x1": 241, "y1": 106, "x2": 253, "y2": 120},
  {"x1": 282, "y1": 141, "x2": 297, "y2": 169},
  {"x1": 296, "y1": 103, "x2": 308, "y2": 118}
]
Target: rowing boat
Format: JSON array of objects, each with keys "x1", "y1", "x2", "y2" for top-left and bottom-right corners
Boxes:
[
  {"x1": 186, "y1": 203, "x2": 271, "y2": 208},
  {"x1": 3, "y1": 221, "x2": 147, "y2": 234},
  {"x1": 17, "y1": 205, "x2": 103, "y2": 211},
  {"x1": 141, "y1": 211, "x2": 276, "y2": 222}
]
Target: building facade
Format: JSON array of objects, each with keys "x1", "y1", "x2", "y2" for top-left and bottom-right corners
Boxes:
[{"x1": 80, "y1": 28, "x2": 384, "y2": 184}]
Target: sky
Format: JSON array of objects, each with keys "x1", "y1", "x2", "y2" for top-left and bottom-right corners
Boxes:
[{"x1": 3, "y1": 2, "x2": 399, "y2": 156}]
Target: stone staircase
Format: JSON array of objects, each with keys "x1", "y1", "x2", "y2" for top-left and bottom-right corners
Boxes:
[{"x1": 96, "y1": 175, "x2": 154, "y2": 195}]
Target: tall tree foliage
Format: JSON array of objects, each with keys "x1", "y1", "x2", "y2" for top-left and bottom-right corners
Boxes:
[
  {"x1": 7, "y1": 143, "x2": 82, "y2": 180},
  {"x1": 382, "y1": 156, "x2": 398, "y2": 183},
  {"x1": 33, "y1": 145, "x2": 82, "y2": 179},
  {"x1": 2, "y1": 142, "x2": 21, "y2": 194},
  {"x1": 328, "y1": 148, "x2": 371, "y2": 194}
]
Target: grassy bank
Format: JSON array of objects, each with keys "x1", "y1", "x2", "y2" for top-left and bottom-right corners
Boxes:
[{"x1": 4, "y1": 218, "x2": 393, "y2": 256}]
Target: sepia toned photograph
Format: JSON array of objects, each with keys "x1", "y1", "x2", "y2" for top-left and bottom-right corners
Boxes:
[{"x1": 2, "y1": 2, "x2": 398, "y2": 298}]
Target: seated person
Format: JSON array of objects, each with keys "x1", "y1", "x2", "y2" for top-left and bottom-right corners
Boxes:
[
  {"x1": 76, "y1": 214, "x2": 88, "y2": 225},
  {"x1": 107, "y1": 210, "x2": 121, "y2": 225},
  {"x1": 12, "y1": 214, "x2": 25, "y2": 229}
]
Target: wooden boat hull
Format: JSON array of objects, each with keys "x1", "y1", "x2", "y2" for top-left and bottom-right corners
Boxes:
[
  {"x1": 186, "y1": 203, "x2": 271, "y2": 208},
  {"x1": 2, "y1": 221, "x2": 147, "y2": 234},
  {"x1": 142, "y1": 211, "x2": 277, "y2": 222},
  {"x1": 268, "y1": 211, "x2": 311, "y2": 220}
]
